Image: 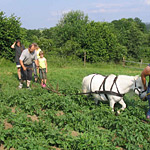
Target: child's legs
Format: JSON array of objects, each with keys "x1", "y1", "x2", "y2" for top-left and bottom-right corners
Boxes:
[
  {"x1": 27, "y1": 80, "x2": 31, "y2": 87},
  {"x1": 44, "y1": 79, "x2": 46, "y2": 84},
  {"x1": 16, "y1": 62, "x2": 21, "y2": 80},
  {"x1": 43, "y1": 69, "x2": 47, "y2": 84},
  {"x1": 41, "y1": 79, "x2": 44, "y2": 86},
  {"x1": 39, "y1": 69, "x2": 43, "y2": 79},
  {"x1": 39, "y1": 69, "x2": 43, "y2": 86},
  {"x1": 17, "y1": 67, "x2": 21, "y2": 80}
]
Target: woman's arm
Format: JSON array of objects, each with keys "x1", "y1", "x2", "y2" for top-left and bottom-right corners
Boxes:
[{"x1": 11, "y1": 42, "x2": 16, "y2": 49}]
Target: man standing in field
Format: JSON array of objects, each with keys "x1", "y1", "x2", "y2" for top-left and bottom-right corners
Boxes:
[
  {"x1": 141, "y1": 64, "x2": 150, "y2": 119},
  {"x1": 19, "y1": 43, "x2": 38, "y2": 89}
]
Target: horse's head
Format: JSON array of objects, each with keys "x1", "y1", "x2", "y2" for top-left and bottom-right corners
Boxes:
[{"x1": 134, "y1": 75, "x2": 147, "y2": 100}]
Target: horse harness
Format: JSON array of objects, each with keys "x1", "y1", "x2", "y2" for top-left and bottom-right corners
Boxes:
[{"x1": 89, "y1": 74, "x2": 125, "y2": 100}]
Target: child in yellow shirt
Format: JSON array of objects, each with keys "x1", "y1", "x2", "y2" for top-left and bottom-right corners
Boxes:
[{"x1": 38, "y1": 51, "x2": 47, "y2": 87}]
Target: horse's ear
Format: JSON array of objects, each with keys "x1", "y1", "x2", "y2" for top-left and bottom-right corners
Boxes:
[{"x1": 134, "y1": 75, "x2": 139, "y2": 80}]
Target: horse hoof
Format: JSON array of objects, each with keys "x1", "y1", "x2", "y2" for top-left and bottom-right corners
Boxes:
[{"x1": 116, "y1": 111, "x2": 121, "y2": 115}]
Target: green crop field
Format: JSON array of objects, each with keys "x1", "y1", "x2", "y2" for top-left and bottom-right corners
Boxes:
[{"x1": 0, "y1": 58, "x2": 150, "y2": 150}]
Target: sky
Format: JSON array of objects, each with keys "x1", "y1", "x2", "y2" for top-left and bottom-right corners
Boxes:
[{"x1": 0, "y1": 0, "x2": 150, "y2": 29}]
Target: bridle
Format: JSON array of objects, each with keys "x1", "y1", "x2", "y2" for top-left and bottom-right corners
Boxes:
[{"x1": 134, "y1": 80, "x2": 147, "y2": 97}]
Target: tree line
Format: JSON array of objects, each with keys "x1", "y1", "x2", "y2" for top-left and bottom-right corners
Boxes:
[{"x1": 0, "y1": 10, "x2": 150, "y2": 63}]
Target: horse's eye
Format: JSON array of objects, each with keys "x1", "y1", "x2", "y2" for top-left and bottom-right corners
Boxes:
[{"x1": 138, "y1": 86, "x2": 142, "y2": 89}]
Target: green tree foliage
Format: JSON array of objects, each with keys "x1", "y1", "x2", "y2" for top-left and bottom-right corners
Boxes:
[
  {"x1": 139, "y1": 32, "x2": 150, "y2": 60},
  {"x1": 37, "y1": 37, "x2": 53, "y2": 53},
  {"x1": 56, "y1": 40, "x2": 81, "y2": 57},
  {"x1": 111, "y1": 18, "x2": 146, "y2": 60},
  {"x1": 42, "y1": 27, "x2": 56, "y2": 39},
  {"x1": 54, "y1": 10, "x2": 89, "y2": 48},
  {"x1": 23, "y1": 28, "x2": 54, "y2": 53},
  {"x1": 84, "y1": 21, "x2": 125, "y2": 62},
  {"x1": 134, "y1": 17, "x2": 147, "y2": 33},
  {"x1": 41, "y1": 27, "x2": 57, "y2": 52},
  {"x1": 25, "y1": 29, "x2": 42, "y2": 43},
  {"x1": 1, "y1": 10, "x2": 150, "y2": 63},
  {"x1": 0, "y1": 11, "x2": 25, "y2": 61}
]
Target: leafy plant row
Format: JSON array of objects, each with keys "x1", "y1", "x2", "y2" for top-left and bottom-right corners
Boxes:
[{"x1": 1, "y1": 86, "x2": 150, "y2": 149}]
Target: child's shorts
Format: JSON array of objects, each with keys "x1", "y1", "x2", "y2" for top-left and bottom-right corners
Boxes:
[{"x1": 39, "y1": 68, "x2": 47, "y2": 79}]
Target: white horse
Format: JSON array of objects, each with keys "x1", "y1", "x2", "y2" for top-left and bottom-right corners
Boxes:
[{"x1": 82, "y1": 74, "x2": 147, "y2": 114}]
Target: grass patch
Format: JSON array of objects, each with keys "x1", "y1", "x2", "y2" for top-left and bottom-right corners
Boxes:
[{"x1": 0, "y1": 58, "x2": 150, "y2": 149}]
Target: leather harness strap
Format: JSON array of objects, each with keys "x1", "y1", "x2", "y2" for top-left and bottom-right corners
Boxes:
[
  {"x1": 110, "y1": 76, "x2": 121, "y2": 95},
  {"x1": 90, "y1": 74, "x2": 124, "y2": 99},
  {"x1": 101, "y1": 76, "x2": 109, "y2": 100},
  {"x1": 90, "y1": 74, "x2": 97, "y2": 93}
]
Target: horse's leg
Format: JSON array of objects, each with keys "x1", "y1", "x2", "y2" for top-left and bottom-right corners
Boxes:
[
  {"x1": 94, "y1": 98, "x2": 99, "y2": 105},
  {"x1": 93, "y1": 94, "x2": 101, "y2": 105},
  {"x1": 109, "y1": 99, "x2": 115, "y2": 112},
  {"x1": 117, "y1": 99, "x2": 126, "y2": 114}
]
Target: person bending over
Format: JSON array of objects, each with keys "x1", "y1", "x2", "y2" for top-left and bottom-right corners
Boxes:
[{"x1": 19, "y1": 43, "x2": 38, "y2": 89}]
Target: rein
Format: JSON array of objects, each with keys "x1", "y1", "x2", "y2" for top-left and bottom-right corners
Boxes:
[
  {"x1": 36, "y1": 73, "x2": 124, "y2": 97},
  {"x1": 74, "y1": 90, "x2": 124, "y2": 97},
  {"x1": 34, "y1": 72, "x2": 145, "y2": 99}
]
